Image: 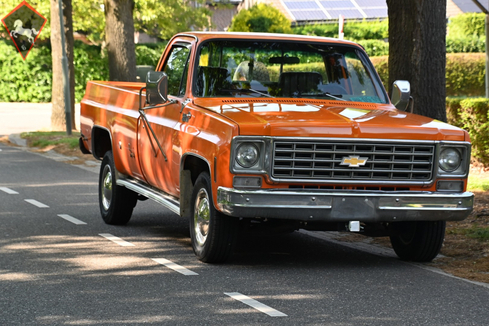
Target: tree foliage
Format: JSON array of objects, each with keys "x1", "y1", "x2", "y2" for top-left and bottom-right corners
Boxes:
[
  {"x1": 134, "y1": 0, "x2": 211, "y2": 40},
  {"x1": 73, "y1": 0, "x2": 211, "y2": 43},
  {"x1": 229, "y1": 3, "x2": 292, "y2": 33},
  {"x1": 1, "y1": 0, "x2": 211, "y2": 44}
]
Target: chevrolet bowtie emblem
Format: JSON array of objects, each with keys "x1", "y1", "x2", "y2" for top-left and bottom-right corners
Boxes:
[{"x1": 340, "y1": 155, "x2": 368, "y2": 167}]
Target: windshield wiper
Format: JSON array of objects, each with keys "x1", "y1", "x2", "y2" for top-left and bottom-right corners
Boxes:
[
  {"x1": 220, "y1": 88, "x2": 274, "y2": 98},
  {"x1": 319, "y1": 92, "x2": 346, "y2": 101}
]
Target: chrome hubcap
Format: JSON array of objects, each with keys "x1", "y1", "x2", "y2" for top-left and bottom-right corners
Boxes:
[
  {"x1": 101, "y1": 165, "x2": 113, "y2": 211},
  {"x1": 194, "y1": 188, "x2": 210, "y2": 247}
]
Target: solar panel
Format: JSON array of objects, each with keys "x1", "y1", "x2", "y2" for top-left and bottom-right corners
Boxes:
[
  {"x1": 290, "y1": 10, "x2": 329, "y2": 20},
  {"x1": 354, "y1": 0, "x2": 388, "y2": 7},
  {"x1": 362, "y1": 8, "x2": 388, "y2": 18},
  {"x1": 284, "y1": 1, "x2": 320, "y2": 10},
  {"x1": 320, "y1": 1, "x2": 354, "y2": 9},
  {"x1": 327, "y1": 8, "x2": 364, "y2": 19},
  {"x1": 282, "y1": 0, "x2": 389, "y2": 22}
]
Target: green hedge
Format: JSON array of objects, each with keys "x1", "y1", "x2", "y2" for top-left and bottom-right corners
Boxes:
[
  {"x1": 293, "y1": 13, "x2": 486, "y2": 41},
  {"x1": 370, "y1": 53, "x2": 485, "y2": 97},
  {"x1": 358, "y1": 36, "x2": 485, "y2": 57},
  {"x1": 72, "y1": 42, "x2": 109, "y2": 103},
  {"x1": 292, "y1": 20, "x2": 388, "y2": 40},
  {"x1": 446, "y1": 35, "x2": 485, "y2": 53},
  {"x1": 0, "y1": 40, "x2": 167, "y2": 103},
  {"x1": 446, "y1": 53, "x2": 486, "y2": 97},
  {"x1": 446, "y1": 97, "x2": 464, "y2": 128},
  {"x1": 358, "y1": 40, "x2": 389, "y2": 57},
  {"x1": 448, "y1": 13, "x2": 485, "y2": 38},
  {"x1": 0, "y1": 41, "x2": 52, "y2": 102},
  {"x1": 451, "y1": 98, "x2": 489, "y2": 166},
  {"x1": 445, "y1": 97, "x2": 489, "y2": 166}
]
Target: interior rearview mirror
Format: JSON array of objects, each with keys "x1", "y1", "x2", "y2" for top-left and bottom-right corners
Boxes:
[
  {"x1": 146, "y1": 71, "x2": 168, "y2": 105},
  {"x1": 391, "y1": 80, "x2": 411, "y2": 111}
]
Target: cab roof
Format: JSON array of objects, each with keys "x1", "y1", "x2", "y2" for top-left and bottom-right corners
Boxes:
[{"x1": 172, "y1": 31, "x2": 362, "y2": 48}]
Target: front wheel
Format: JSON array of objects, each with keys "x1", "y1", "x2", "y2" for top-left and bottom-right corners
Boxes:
[
  {"x1": 389, "y1": 221, "x2": 446, "y2": 262},
  {"x1": 189, "y1": 172, "x2": 238, "y2": 263},
  {"x1": 99, "y1": 151, "x2": 138, "y2": 225}
]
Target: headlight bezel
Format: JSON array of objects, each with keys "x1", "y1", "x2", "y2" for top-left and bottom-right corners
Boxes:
[
  {"x1": 436, "y1": 142, "x2": 471, "y2": 178},
  {"x1": 230, "y1": 137, "x2": 269, "y2": 174}
]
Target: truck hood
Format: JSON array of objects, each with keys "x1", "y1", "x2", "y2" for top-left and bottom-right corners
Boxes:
[{"x1": 193, "y1": 99, "x2": 467, "y2": 141}]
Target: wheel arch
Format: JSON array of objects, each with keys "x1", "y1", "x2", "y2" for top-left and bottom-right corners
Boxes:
[
  {"x1": 91, "y1": 126, "x2": 112, "y2": 160},
  {"x1": 180, "y1": 153, "x2": 212, "y2": 219}
]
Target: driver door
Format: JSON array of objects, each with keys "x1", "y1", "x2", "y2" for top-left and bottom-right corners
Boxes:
[{"x1": 137, "y1": 43, "x2": 191, "y2": 196}]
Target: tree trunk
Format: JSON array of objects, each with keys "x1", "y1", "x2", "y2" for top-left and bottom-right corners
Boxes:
[
  {"x1": 104, "y1": 0, "x2": 137, "y2": 82},
  {"x1": 50, "y1": 0, "x2": 75, "y2": 131},
  {"x1": 387, "y1": 0, "x2": 447, "y2": 121}
]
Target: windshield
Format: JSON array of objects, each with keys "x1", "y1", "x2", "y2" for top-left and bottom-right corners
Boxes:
[{"x1": 193, "y1": 40, "x2": 388, "y2": 104}]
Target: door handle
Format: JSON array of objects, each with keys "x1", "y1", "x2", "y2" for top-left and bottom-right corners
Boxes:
[{"x1": 182, "y1": 113, "x2": 192, "y2": 123}]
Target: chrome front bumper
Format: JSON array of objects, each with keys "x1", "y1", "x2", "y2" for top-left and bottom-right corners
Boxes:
[{"x1": 217, "y1": 187, "x2": 474, "y2": 222}]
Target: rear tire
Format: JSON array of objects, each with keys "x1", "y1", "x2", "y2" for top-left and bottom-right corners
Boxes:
[
  {"x1": 389, "y1": 221, "x2": 446, "y2": 262},
  {"x1": 99, "y1": 151, "x2": 137, "y2": 225},
  {"x1": 189, "y1": 172, "x2": 238, "y2": 263}
]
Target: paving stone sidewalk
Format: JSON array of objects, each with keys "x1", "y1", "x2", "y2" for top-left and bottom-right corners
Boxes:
[{"x1": 0, "y1": 102, "x2": 81, "y2": 137}]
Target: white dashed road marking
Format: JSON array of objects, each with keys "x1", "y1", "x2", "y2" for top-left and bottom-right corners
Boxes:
[
  {"x1": 58, "y1": 214, "x2": 87, "y2": 225},
  {"x1": 0, "y1": 187, "x2": 19, "y2": 194},
  {"x1": 25, "y1": 199, "x2": 49, "y2": 208},
  {"x1": 152, "y1": 258, "x2": 198, "y2": 276},
  {"x1": 99, "y1": 233, "x2": 135, "y2": 247},
  {"x1": 224, "y1": 292, "x2": 287, "y2": 317}
]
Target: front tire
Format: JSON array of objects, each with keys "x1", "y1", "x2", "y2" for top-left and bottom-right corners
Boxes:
[
  {"x1": 389, "y1": 221, "x2": 446, "y2": 262},
  {"x1": 189, "y1": 172, "x2": 238, "y2": 263},
  {"x1": 99, "y1": 151, "x2": 138, "y2": 225}
]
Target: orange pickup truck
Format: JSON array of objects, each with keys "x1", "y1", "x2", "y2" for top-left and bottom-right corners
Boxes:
[{"x1": 80, "y1": 32, "x2": 473, "y2": 263}]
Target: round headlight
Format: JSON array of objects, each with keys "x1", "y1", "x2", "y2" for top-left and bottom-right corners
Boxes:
[
  {"x1": 236, "y1": 143, "x2": 259, "y2": 168},
  {"x1": 439, "y1": 148, "x2": 461, "y2": 172}
]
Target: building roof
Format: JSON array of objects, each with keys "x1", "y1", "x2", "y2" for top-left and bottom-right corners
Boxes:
[{"x1": 449, "y1": 0, "x2": 488, "y2": 15}]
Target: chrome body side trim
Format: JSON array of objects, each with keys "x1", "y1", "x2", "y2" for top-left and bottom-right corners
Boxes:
[
  {"x1": 117, "y1": 178, "x2": 180, "y2": 215},
  {"x1": 217, "y1": 187, "x2": 474, "y2": 222}
]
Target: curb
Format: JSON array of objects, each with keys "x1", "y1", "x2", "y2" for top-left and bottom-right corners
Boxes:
[
  {"x1": 6, "y1": 133, "x2": 99, "y2": 174},
  {"x1": 8, "y1": 134, "x2": 27, "y2": 147}
]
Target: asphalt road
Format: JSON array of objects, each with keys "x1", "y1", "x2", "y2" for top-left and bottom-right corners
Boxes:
[{"x1": 1, "y1": 142, "x2": 489, "y2": 326}]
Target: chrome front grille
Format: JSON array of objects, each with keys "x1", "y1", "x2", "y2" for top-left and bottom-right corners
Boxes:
[{"x1": 272, "y1": 140, "x2": 435, "y2": 182}]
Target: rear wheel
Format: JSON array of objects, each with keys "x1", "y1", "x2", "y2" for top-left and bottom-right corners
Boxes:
[
  {"x1": 389, "y1": 221, "x2": 446, "y2": 262},
  {"x1": 189, "y1": 172, "x2": 238, "y2": 263},
  {"x1": 99, "y1": 151, "x2": 138, "y2": 225}
]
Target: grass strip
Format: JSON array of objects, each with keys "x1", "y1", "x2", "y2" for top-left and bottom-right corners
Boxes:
[{"x1": 21, "y1": 131, "x2": 81, "y2": 150}]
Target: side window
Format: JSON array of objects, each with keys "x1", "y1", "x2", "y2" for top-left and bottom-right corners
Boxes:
[{"x1": 163, "y1": 45, "x2": 190, "y2": 96}]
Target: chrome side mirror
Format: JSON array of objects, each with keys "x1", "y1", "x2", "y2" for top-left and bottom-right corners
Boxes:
[
  {"x1": 391, "y1": 80, "x2": 411, "y2": 111},
  {"x1": 146, "y1": 71, "x2": 168, "y2": 105}
]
